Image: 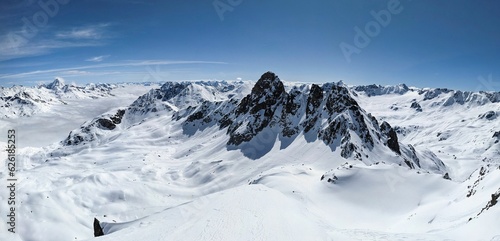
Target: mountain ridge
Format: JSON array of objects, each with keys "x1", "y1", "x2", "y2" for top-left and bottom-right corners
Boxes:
[
  {"x1": 59, "y1": 72, "x2": 445, "y2": 174},
  {"x1": 5, "y1": 72, "x2": 500, "y2": 241}
]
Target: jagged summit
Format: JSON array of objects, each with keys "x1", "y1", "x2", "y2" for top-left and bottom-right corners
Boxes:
[
  {"x1": 45, "y1": 77, "x2": 66, "y2": 90},
  {"x1": 251, "y1": 71, "x2": 285, "y2": 95},
  {"x1": 235, "y1": 71, "x2": 286, "y2": 115}
]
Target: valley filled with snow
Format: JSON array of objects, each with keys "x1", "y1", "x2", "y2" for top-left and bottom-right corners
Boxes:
[{"x1": 1, "y1": 73, "x2": 499, "y2": 241}]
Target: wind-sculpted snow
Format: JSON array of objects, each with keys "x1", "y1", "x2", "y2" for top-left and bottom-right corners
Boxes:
[{"x1": 4, "y1": 73, "x2": 500, "y2": 241}]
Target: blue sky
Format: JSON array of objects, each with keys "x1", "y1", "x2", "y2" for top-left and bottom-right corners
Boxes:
[{"x1": 1, "y1": 0, "x2": 499, "y2": 91}]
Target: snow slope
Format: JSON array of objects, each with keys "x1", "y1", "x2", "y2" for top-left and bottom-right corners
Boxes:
[
  {"x1": 0, "y1": 81, "x2": 158, "y2": 147},
  {"x1": 1, "y1": 74, "x2": 499, "y2": 241},
  {"x1": 352, "y1": 84, "x2": 500, "y2": 180}
]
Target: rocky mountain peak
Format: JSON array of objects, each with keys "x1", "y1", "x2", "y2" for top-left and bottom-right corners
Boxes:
[
  {"x1": 213, "y1": 73, "x2": 409, "y2": 162},
  {"x1": 250, "y1": 71, "x2": 285, "y2": 96},
  {"x1": 46, "y1": 78, "x2": 66, "y2": 90},
  {"x1": 235, "y1": 71, "x2": 286, "y2": 115}
]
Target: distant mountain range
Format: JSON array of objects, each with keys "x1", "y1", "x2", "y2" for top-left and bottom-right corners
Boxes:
[{"x1": 1, "y1": 72, "x2": 499, "y2": 241}]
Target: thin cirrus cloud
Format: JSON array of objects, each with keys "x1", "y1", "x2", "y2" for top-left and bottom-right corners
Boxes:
[
  {"x1": 0, "y1": 37, "x2": 104, "y2": 61},
  {"x1": 55, "y1": 23, "x2": 111, "y2": 40},
  {"x1": 0, "y1": 60, "x2": 228, "y2": 79},
  {"x1": 61, "y1": 70, "x2": 91, "y2": 75},
  {"x1": 86, "y1": 55, "x2": 110, "y2": 62},
  {"x1": 0, "y1": 23, "x2": 112, "y2": 61}
]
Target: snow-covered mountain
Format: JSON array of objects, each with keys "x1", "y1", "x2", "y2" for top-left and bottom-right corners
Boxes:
[
  {"x1": 351, "y1": 83, "x2": 500, "y2": 180},
  {"x1": 0, "y1": 78, "x2": 116, "y2": 118},
  {"x1": 1, "y1": 73, "x2": 499, "y2": 241},
  {"x1": 60, "y1": 72, "x2": 444, "y2": 172},
  {"x1": 40, "y1": 77, "x2": 115, "y2": 99},
  {"x1": 353, "y1": 83, "x2": 500, "y2": 106}
]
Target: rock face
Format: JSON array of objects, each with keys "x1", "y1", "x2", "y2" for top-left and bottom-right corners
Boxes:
[
  {"x1": 410, "y1": 101, "x2": 422, "y2": 112},
  {"x1": 476, "y1": 188, "x2": 500, "y2": 218},
  {"x1": 97, "y1": 109, "x2": 125, "y2": 130},
  {"x1": 220, "y1": 72, "x2": 288, "y2": 146},
  {"x1": 380, "y1": 121, "x2": 401, "y2": 155},
  {"x1": 479, "y1": 111, "x2": 497, "y2": 120},
  {"x1": 64, "y1": 109, "x2": 126, "y2": 145},
  {"x1": 93, "y1": 218, "x2": 104, "y2": 237},
  {"x1": 216, "y1": 72, "x2": 378, "y2": 159}
]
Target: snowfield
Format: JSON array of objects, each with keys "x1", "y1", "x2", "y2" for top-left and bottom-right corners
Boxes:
[{"x1": 0, "y1": 75, "x2": 499, "y2": 241}]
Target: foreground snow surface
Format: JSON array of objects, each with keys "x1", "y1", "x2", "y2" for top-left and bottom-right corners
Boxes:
[{"x1": 0, "y1": 82, "x2": 499, "y2": 241}]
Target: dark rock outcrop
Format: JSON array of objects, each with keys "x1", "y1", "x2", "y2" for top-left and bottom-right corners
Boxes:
[
  {"x1": 110, "y1": 109, "x2": 125, "y2": 124},
  {"x1": 64, "y1": 109, "x2": 126, "y2": 145},
  {"x1": 303, "y1": 84, "x2": 323, "y2": 133},
  {"x1": 93, "y1": 218, "x2": 104, "y2": 237},
  {"x1": 476, "y1": 188, "x2": 500, "y2": 218},
  {"x1": 443, "y1": 173, "x2": 451, "y2": 180},
  {"x1": 479, "y1": 111, "x2": 497, "y2": 120},
  {"x1": 221, "y1": 71, "x2": 287, "y2": 146},
  {"x1": 410, "y1": 101, "x2": 422, "y2": 112},
  {"x1": 96, "y1": 109, "x2": 126, "y2": 130},
  {"x1": 380, "y1": 121, "x2": 401, "y2": 155},
  {"x1": 97, "y1": 119, "x2": 116, "y2": 130}
]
